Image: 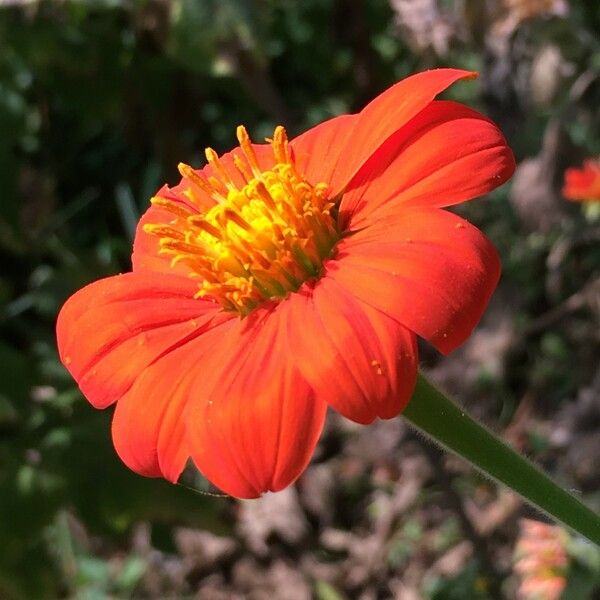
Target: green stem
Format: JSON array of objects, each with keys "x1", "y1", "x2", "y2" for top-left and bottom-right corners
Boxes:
[{"x1": 403, "y1": 373, "x2": 600, "y2": 546}]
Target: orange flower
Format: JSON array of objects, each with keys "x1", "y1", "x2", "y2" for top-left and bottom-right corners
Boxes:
[
  {"x1": 514, "y1": 519, "x2": 568, "y2": 600},
  {"x1": 563, "y1": 158, "x2": 600, "y2": 202},
  {"x1": 56, "y1": 69, "x2": 514, "y2": 498}
]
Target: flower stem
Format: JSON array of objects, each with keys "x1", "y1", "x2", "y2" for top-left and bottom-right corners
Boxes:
[{"x1": 403, "y1": 373, "x2": 600, "y2": 545}]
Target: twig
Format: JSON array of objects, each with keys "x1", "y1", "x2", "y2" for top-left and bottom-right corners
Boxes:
[{"x1": 524, "y1": 278, "x2": 600, "y2": 336}]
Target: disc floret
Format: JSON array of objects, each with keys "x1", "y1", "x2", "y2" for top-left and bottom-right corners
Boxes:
[{"x1": 144, "y1": 126, "x2": 339, "y2": 314}]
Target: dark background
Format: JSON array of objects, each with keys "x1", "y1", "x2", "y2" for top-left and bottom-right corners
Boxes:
[{"x1": 0, "y1": 1, "x2": 599, "y2": 598}]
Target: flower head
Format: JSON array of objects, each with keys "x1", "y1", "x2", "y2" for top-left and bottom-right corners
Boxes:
[
  {"x1": 514, "y1": 519, "x2": 569, "y2": 600},
  {"x1": 562, "y1": 158, "x2": 600, "y2": 202},
  {"x1": 56, "y1": 69, "x2": 514, "y2": 498}
]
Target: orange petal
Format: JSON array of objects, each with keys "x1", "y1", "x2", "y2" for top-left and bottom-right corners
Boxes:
[
  {"x1": 289, "y1": 114, "x2": 356, "y2": 189},
  {"x1": 283, "y1": 278, "x2": 418, "y2": 424},
  {"x1": 341, "y1": 100, "x2": 515, "y2": 227},
  {"x1": 132, "y1": 202, "x2": 197, "y2": 276},
  {"x1": 291, "y1": 69, "x2": 477, "y2": 195},
  {"x1": 56, "y1": 272, "x2": 228, "y2": 409},
  {"x1": 111, "y1": 315, "x2": 237, "y2": 481},
  {"x1": 185, "y1": 303, "x2": 328, "y2": 499},
  {"x1": 327, "y1": 208, "x2": 500, "y2": 354}
]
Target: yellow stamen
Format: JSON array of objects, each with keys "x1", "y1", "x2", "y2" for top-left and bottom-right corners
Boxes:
[
  {"x1": 177, "y1": 162, "x2": 226, "y2": 205},
  {"x1": 187, "y1": 216, "x2": 223, "y2": 239},
  {"x1": 205, "y1": 148, "x2": 236, "y2": 191},
  {"x1": 232, "y1": 153, "x2": 253, "y2": 183},
  {"x1": 271, "y1": 126, "x2": 290, "y2": 164},
  {"x1": 236, "y1": 125, "x2": 262, "y2": 176},
  {"x1": 145, "y1": 125, "x2": 339, "y2": 314},
  {"x1": 223, "y1": 208, "x2": 252, "y2": 232},
  {"x1": 149, "y1": 196, "x2": 193, "y2": 219},
  {"x1": 143, "y1": 224, "x2": 185, "y2": 240}
]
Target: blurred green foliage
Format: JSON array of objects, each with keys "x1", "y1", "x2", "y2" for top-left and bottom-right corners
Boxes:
[{"x1": 1, "y1": 1, "x2": 600, "y2": 598}]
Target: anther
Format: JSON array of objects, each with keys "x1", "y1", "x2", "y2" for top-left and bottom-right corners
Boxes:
[
  {"x1": 187, "y1": 216, "x2": 223, "y2": 239},
  {"x1": 143, "y1": 224, "x2": 185, "y2": 240},
  {"x1": 178, "y1": 162, "x2": 228, "y2": 204},
  {"x1": 252, "y1": 180, "x2": 278, "y2": 210},
  {"x1": 223, "y1": 208, "x2": 252, "y2": 232},
  {"x1": 236, "y1": 125, "x2": 261, "y2": 176},
  {"x1": 205, "y1": 148, "x2": 236, "y2": 190},
  {"x1": 159, "y1": 239, "x2": 205, "y2": 255},
  {"x1": 150, "y1": 197, "x2": 193, "y2": 218},
  {"x1": 178, "y1": 163, "x2": 209, "y2": 191},
  {"x1": 207, "y1": 176, "x2": 228, "y2": 197},
  {"x1": 272, "y1": 126, "x2": 289, "y2": 164},
  {"x1": 238, "y1": 239, "x2": 271, "y2": 270},
  {"x1": 232, "y1": 152, "x2": 253, "y2": 183}
]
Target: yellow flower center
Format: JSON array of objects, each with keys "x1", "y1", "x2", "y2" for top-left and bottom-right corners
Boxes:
[{"x1": 144, "y1": 125, "x2": 339, "y2": 314}]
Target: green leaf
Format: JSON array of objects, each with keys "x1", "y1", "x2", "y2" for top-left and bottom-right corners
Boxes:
[{"x1": 314, "y1": 580, "x2": 345, "y2": 600}]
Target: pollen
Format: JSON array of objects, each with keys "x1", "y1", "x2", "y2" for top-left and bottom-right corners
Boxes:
[
  {"x1": 144, "y1": 125, "x2": 340, "y2": 314},
  {"x1": 371, "y1": 359, "x2": 383, "y2": 376}
]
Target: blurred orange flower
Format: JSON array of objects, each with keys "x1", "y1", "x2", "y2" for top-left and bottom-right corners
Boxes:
[
  {"x1": 494, "y1": 0, "x2": 568, "y2": 35},
  {"x1": 514, "y1": 519, "x2": 569, "y2": 600},
  {"x1": 56, "y1": 69, "x2": 514, "y2": 498},
  {"x1": 503, "y1": 0, "x2": 568, "y2": 21},
  {"x1": 563, "y1": 158, "x2": 600, "y2": 202}
]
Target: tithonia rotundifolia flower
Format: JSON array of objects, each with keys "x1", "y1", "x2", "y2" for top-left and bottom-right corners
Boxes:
[
  {"x1": 57, "y1": 69, "x2": 515, "y2": 498},
  {"x1": 562, "y1": 158, "x2": 600, "y2": 202},
  {"x1": 514, "y1": 519, "x2": 569, "y2": 600}
]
